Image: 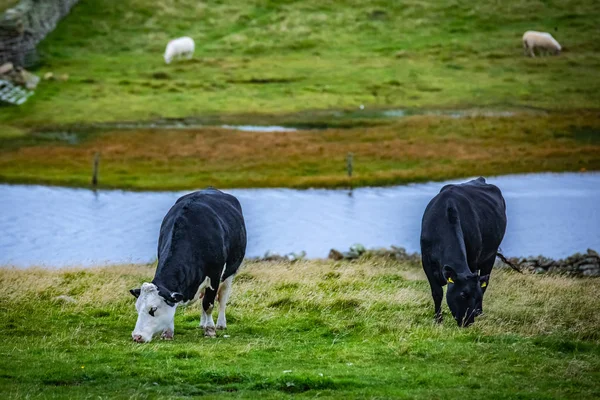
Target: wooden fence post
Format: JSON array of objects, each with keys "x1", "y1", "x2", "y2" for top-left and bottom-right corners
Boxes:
[
  {"x1": 346, "y1": 152, "x2": 354, "y2": 193},
  {"x1": 92, "y1": 152, "x2": 100, "y2": 186},
  {"x1": 346, "y1": 152, "x2": 353, "y2": 178}
]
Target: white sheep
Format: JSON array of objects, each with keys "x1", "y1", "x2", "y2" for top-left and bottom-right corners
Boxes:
[
  {"x1": 164, "y1": 37, "x2": 195, "y2": 64},
  {"x1": 522, "y1": 31, "x2": 561, "y2": 57}
]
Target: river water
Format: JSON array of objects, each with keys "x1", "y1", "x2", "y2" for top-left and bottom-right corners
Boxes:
[{"x1": 0, "y1": 173, "x2": 598, "y2": 267}]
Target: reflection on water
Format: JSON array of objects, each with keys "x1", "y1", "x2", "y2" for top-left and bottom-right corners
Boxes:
[
  {"x1": 0, "y1": 173, "x2": 599, "y2": 267},
  {"x1": 220, "y1": 125, "x2": 297, "y2": 132}
]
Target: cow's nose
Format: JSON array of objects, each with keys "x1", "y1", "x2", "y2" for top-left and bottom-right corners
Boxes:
[{"x1": 132, "y1": 335, "x2": 144, "y2": 343}]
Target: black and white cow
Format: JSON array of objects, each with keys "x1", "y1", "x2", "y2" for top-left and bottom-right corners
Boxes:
[
  {"x1": 130, "y1": 188, "x2": 246, "y2": 342},
  {"x1": 420, "y1": 177, "x2": 507, "y2": 327}
]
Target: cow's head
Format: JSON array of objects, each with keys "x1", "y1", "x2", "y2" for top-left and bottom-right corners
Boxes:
[
  {"x1": 129, "y1": 283, "x2": 183, "y2": 343},
  {"x1": 444, "y1": 265, "x2": 488, "y2": 327}
]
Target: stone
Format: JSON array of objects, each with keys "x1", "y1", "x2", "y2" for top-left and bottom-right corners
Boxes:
[
  {"x1": 342, "y1": 250, "x2": 361, "y2": 260},
  {"x1": 286, "y1": 251, "x2": 306, "y2": 262},
  {"x1": 262, "y1": 250, "x2": 287, "y2": 262},
  {"x1": 586, "y1": 249, "x2": 599, "y2": 257},
  {"x1": 0, "y1": 62, "x2": 13, "y2": 75},
  {"x1": 534, "y1": 267, "x2": 546, "y2": 274},
  {"x1": 44, "y1": 72, "x2": 54, "y2": 80},
  {"x1": 349, "y1": 243, "x2": 366, "y2": 255},
  {"x1": 21, "y1": 70, "x2": 39, "y2": 89},
  {"x1": 0, "y1": 0, "x2": 79, "y2": 68},
  {"x1": 578, "y1": 264, "x2": 597, "y2": 271},
  {"x1": 328, "y1": 249, "x2": 344, "y2": 261},
  {"x1": 582, "y1": 269, "x2": 600, "y2": 277}
]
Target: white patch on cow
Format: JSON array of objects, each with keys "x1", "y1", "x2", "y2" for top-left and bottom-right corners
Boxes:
[
  {"x1": 200, "y1": 308, "x2": 207, "y2": 328},
  {"x1": 216, "y1": 275, "x2": 234, "y2": 330},
  {"x1": 180, "y1": 276, "x2": 213, "y2": 307},
  {"x1": 132, "y1": 283, "x2": 178, "y2": 343}
]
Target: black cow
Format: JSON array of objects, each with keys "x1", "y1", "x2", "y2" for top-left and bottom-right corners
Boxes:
[
  {"x1": 130, "y1": 188, "x2": 247, "y2": 342},
  {"x1": 420, "y1": 177, "x2": 507, "y2": 327}
]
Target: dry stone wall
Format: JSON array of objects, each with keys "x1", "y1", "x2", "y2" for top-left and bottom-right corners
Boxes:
[
  {"x1": 256, "y1": 245, "x2": 600, "y2": 279},
  {"x1": 0, "y1": 0, "x2": 79, "y2": 67}
]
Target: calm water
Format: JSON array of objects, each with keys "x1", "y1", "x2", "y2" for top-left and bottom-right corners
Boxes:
[{"x1": 1, "y1": 173, "x2": 599, "y2": 267}]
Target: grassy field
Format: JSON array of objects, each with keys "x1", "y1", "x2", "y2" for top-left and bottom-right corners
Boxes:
[
  {"x1": 0, "y1": 0, "x2": 18, "y2": 11},
  {"x1": 0, "y1": 258, "x2": 599, "y2": 399},
  {"x1": 1, "y1": 0, "x2": 599, "y2": 127},
  {"x1": 0, "y1": 112, "x2": 598, "y2": 189},
  {"x1": 1, "y1": 0, "x2": 599, "y2": 188}
]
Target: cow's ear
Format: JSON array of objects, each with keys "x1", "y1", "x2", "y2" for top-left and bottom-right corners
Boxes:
[
  {"x1": 443, "y1": 265, "x2": 458, "y2": 284},
  {"x1": 479, "y1": 274, "x2": 490, "y2": 288},
  {"x1": 130, "y1": 288, "x2": 141, "y2": 298},
  {"x1": 170, "y1": 292, "x2": 184, "y2": 303}
]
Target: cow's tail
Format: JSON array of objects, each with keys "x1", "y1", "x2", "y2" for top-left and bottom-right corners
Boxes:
[{"x1": 496, "y1": 252, "x2": 522, "y2": 273}]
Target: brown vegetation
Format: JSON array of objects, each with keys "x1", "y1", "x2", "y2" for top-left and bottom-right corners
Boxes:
[{"x1": 0, "y1": 112, "x2": 598, "y2": 189}]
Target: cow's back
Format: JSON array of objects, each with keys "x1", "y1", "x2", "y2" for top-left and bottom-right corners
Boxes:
[
  {"x1": 156, "y1": 188, "x2": 246, "y2": 280},
  {"x1": 421, "y1": 177, "x2": 506, "y2": 269}
]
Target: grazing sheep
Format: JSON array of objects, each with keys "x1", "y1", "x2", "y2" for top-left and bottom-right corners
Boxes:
[
  {"x1": 164, "y1": 37, "x2": 195, "y2": 64},
  {"x1": 522, "y1": 31, "x2": 561, "y2": 57}
]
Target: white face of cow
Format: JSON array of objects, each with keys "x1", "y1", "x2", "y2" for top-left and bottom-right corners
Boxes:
[{"x1": 130, "y1": 283, "x2": 178, "y2": 343}]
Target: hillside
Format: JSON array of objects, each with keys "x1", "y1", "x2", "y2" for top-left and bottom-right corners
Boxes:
[{"x1": 1, "y1": 0, "x2": 599, "y2": 126}]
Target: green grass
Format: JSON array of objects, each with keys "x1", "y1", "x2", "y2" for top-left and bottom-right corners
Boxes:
[
  {"x1": 1, "y1": 0, "x2": 600, "y2": 128},
  {"x1": 0, "y1": 0, "x2": 18, "y2": 11},
  {"x1": 1, "y1": 259, "x2": 599, "y2": 399}
]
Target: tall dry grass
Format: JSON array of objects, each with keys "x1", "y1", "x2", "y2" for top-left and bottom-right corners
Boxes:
[{"x1": 2, "y1": 258, "x2": 598, "y2": 340}]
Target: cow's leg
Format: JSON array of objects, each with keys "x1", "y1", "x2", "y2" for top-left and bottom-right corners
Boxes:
[
  {"x1": 201, "y1": 304, "x2": 215, "y2": 337},
  {"x1": 201, "y1": 268, "x2": 222, "y2": 338},
  {"x1": 216, "y1": 275, "x2": 233, "y2": 330},
  {"x1": 422, "y1": 254, "x2": 444, "y2": 323},
  {"x1": 431, "y1": 283, "x2": 444, "y2": 323},
  {"x1": 200, "y1": 306, "x2": 208, "y2": 328},
  {"x1": 476, "y1": 255, "x2": 496, "y2": 315}
]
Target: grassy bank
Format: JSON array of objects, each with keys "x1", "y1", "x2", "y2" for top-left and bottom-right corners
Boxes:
[
  {"x1": 1, "y1": 259, "x2": 599, "y2": 399},
  {"x1": 0, "y1": 112, "x2": 598, "y2": 190},
  {"x1": 1, "y1": 0, "x2": 600, "y2": 128},
  {"x1": 1, "y1": 0, "x2": 599, "y2": 189}
]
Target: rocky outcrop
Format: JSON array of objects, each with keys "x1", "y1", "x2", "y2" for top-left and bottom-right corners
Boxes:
[
  {"x1": 251, "y1": 250, "x2": 307, "y2": 263},
  {"x1": 498, "y1": 249, "x2": 600, "y2": 277},
  {"x1": 252, "y1": 244, "x2": 599, "y2": 278},
  {"x1": 0, "y1": 0, "x2": 79, "y2": 67},
  {"x1": 329, "y1": 244, "x2": 421, "y2": 263}
]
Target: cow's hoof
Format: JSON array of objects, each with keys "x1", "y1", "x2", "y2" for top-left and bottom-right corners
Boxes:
[
  {"x1": 216, "y1": 325, "x2": 227, "y2": 331},
  {"x1": 161, "y1": 330, "x2": 174, "y2": 340},
  {"x1": 434, "y1": 316, "x2": 443, "y2": 324},
  {"x1": 204, "y1": 327, "x2": 216, "y2": 338}
]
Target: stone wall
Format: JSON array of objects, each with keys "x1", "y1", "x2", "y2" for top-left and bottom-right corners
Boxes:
[
  {"x1": 255, "y1": 245, "x2": 600, "y2": 279},
  {"x1": 0, "y1": 0, "x2": 79, "y2": 67},
  {"x1": 500, "y1": 249, "x2": 600, "y2": 277}
]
